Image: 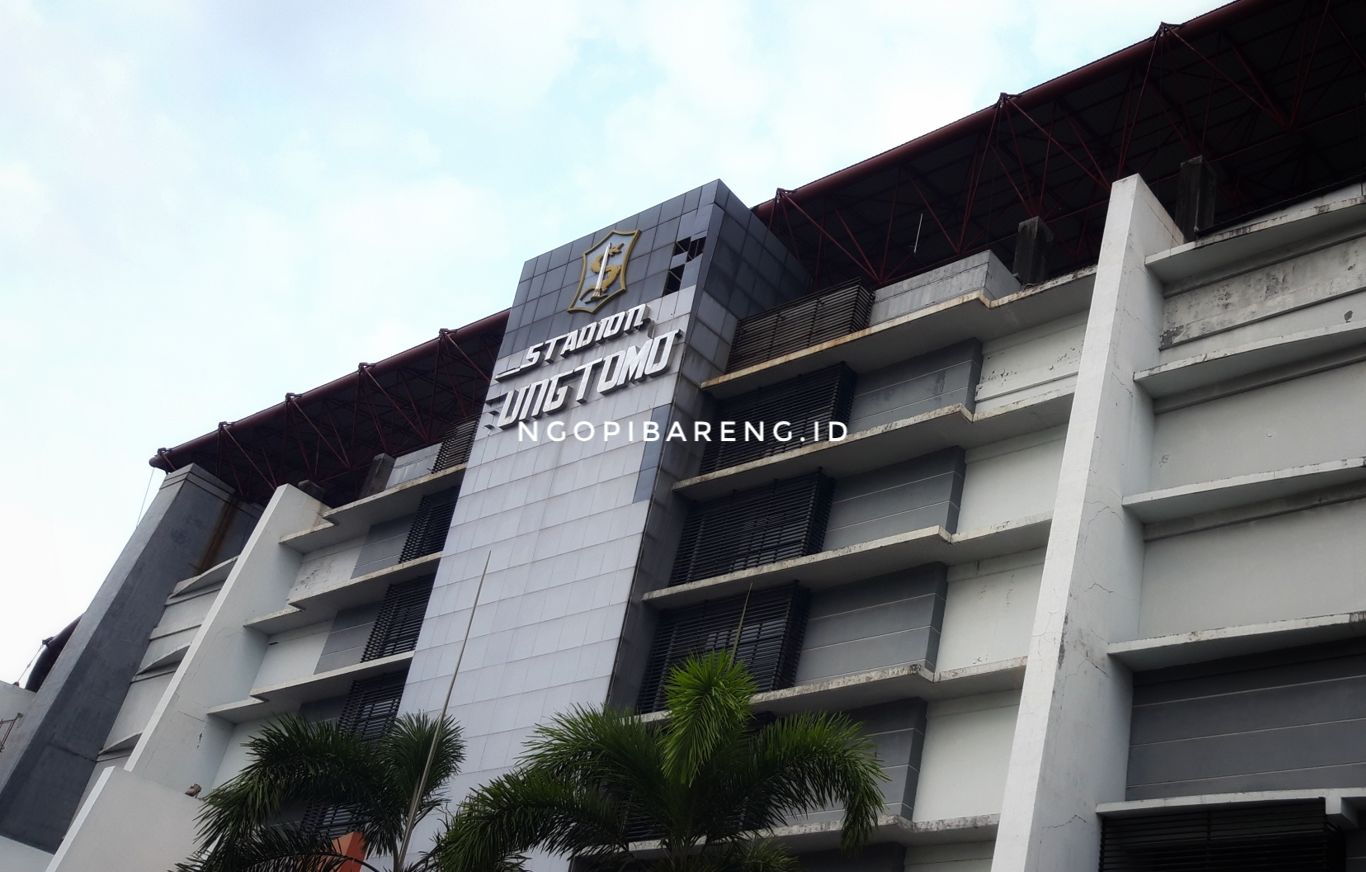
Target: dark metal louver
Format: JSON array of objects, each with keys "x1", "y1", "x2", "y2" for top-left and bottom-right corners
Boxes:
[
  {"x1": 670, "y1": 473, "x2": 833, "y2": 586},
  {"x1": 400, "y1": 488, "x2": 458, "y2": 562},
  {"x1": 726, "y1": 284, "x2": 873, "y2": 372},
  {"x1": 433, "y1": 419, "x2": 478, "y2": 473},
  {"x1": 363, "y1": 576, "x2": 434, "y2": 661},
  {"x1": 338, "y1": 671, "x2": 407, "y2": 743},
  {"x1": 700, "y1": 365, "x2": 856, "y2": 473},
  {"x1": 637, "y1": 585, "x2": 809, "y2": 713},
  {"x1": 303, "y1": 670, "x2": 409, "y2": 837},
  {"x1": 1099, "y1": 802, "x2": 1342, "y2": 872}
]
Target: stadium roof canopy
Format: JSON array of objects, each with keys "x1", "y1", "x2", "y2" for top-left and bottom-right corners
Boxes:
[
  {"x1": 150, "y1": 312, "x2": 507, "y2": 505},
  {"x1": 754, "y1": 0, "x2": 1366, "y2": 290}
]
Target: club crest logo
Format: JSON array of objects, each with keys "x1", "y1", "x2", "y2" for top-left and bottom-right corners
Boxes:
[{"x1": 569, "y1": 229, "x2": 640, "y2": 315}]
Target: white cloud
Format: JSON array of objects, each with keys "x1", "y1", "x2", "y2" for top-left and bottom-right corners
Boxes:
[{"x1": 0, "y1": 0, "x2": 1227, "y2": 680}]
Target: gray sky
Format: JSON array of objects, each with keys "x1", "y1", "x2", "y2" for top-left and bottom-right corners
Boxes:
[{"x1": 0, "y1": 0, "x2": 1221, "y2": 682}]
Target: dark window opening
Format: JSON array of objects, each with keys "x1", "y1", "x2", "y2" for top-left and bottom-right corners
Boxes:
[
  {"x1": 432, "y1": 419, "x2": 477, "y2": 473},
  {"x1": 664, "y1": 265, "x2": 685, "y2": 295},
  {"x1": 363, "y1": 576, "x2": 434, "y2": 661},
  {"x1": 302, "y1": 671, "x2": 408, "y2": 837},
  {"x1": 727, "y1": 284, "x2": 874, "y2": 372},
  {"x1": 700, "y1": 365, "x2": 856, "y2": 473},
  {"x1": 1099, "y1": 801, "x2": 1344, "y2": 872},
  {"x1": 670, "y1": 473, "x2": 833, "y2": 586},
  {"x1": 637, "y1": 585, "x2": 808, "y2": 712},
  {"x1": 400, "y1": 488, "x2": 458, "y2": 562}
]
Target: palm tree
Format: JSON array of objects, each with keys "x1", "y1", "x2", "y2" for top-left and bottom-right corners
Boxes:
[
  {"x1": 176, "y1": 712, "x2": 465, "y2": 872},
  {"x1": 441, "y1": 652, "x2": 886, "y2": 872}
]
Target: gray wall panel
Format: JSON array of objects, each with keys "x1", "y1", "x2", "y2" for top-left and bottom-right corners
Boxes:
[
  {"x1": 824, "y1": 449, "x2": 965, "y2": 550},
  {"x1": 314, "y1": 603, "x2": 383, "y2": 674},
  {"x1": 1128, "y1": 639, "x2": 1366, "y2": 800},
  {"x1": 796, "y1": 567, "x2": 947, "y2": 683},
  {"x1": 790, "y1": 700, "x2": 928, "y2": 824},
  {"x1": 848, "y1": 340, "x2": 983, "y2": 432},
  {"x1": 870, "y1": 250, "x2": 1018, "y2": 325},
  {"x1": 352, "y1": 515, "x2": 414, "y2": 578}
]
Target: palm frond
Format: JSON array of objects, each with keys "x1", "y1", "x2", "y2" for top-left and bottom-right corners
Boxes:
[
  {"x1": 364, "y1": 713, "x2": 465, "y2": 853},
  {"x1": 195, "y1": 716, "x2": 380, "y2": 848},
  {"x1": 174, "y1": 825, "x2": 380, "y2": 872},
  {"x1": 521, "y1": 705, "x2": 669, "y2": 808},
  {"x1": 706, "y1": 837, "x2": 798, "y2": 872},
  {"x1": 437, "y1": 768, "x2": 631, "y2": 872},
  {"x1": 740, "y1": 711, "x2": 887, "y2": 851},
  {"x1": 660, "y1": 653, "x2": 755, "y2": 786}
]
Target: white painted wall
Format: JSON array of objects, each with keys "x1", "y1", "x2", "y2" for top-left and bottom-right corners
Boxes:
[
  {"x1": 957, "y1": 430, "x2": 1064, "y2": 531},
  {"x1": 905, "y1": 843, "x2": 995, "y2": 872},
  {"x1": 1138, "y1": 497, "x2": 1366, "y2": 638},
  {"x1": 0, "y1": 834, "x2": 50, "y2": 872},
  {"x1": 976, "y1": 313, "x2": 1085, "y2": 406},
  {"x1": 150, "y1": 589, "x2": 219, "y2": 639},
  {"x1": 47, "y1": 768, "x2": 201, "y2": 872},
  {"x1": 211, "y1": 717, "x2": 269, "y2": 789},
  {"x1": 1149, "y1": 359, "x2": 1366, "y2": 489},
  {"x1": 1156, "y1": 287, "x2": 1366, "y2": 366},
  {"x1": 254, "y1": 622, "x2": 332, "y2": 689},
  {"x1": 105, "y1": 670, "x2": 174, "y2": 749},
  {"x1": 73, "y1": 756, "x2": 127, "y2": 821},
  {"x1": 0, "y1": 681, "x2": 33, "y2": 721},
  {"x1": 290, "y1": 539, "x2": 363, "y2": 600},
  {"x1": 913, "y1": 692, "x2": 1019, "y2": 822},
  {"x1": 939, "y1": 553, "x2": 1043, "y2": 672},
  {"x1": 1161, "y1": 230, "x2": 1366, "y2": 349},
  {"x1": 139, "y1": 627, "x2": 197, "y2": 671}
]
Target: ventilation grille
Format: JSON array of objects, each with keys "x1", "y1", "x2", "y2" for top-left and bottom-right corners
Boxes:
[
  {"x1": 1099, "y1": 802, "x2": 1342, "y2": 872},
  {"x1": 433, "y1": 419, "x2": 478, "y2": 472},
  {"x1": 400, "y1": 488, "x2": 458, "y2": 562},
  {"x1": 637, "y1": 585, "x2": 808, "y2": 713},
  {"x1": 303, "y1": 670, "x2": 408, "y2": 837},
  {"x1": 670, "y1": 473, "x2": 833, "y2": 586},
  {"x1": 363, "y1": 576, "x2": 434, "y2": 661},
  {"x1": 726, "y1": 284, "x2": 873, "y2": 372},
  {"x1": 700, "y1": 365, "x2": 856, "y2": 474}
]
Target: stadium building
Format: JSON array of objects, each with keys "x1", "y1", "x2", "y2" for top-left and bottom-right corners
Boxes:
[{"x1": 3, "y1": 0, "x2": 1366, "y2": 869}]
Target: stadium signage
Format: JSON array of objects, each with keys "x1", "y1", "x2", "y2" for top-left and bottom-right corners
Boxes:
[{"x1": 488, "y1": 303, "x2": 684, "y2": 429}]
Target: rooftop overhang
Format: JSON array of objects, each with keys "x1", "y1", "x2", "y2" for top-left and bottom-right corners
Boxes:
[
  {"x1": 755, "y1": 0, "x2": 1366, "y2": 291},
  {"x1": 149, "y1": 311, "x2": 507, "y2": 506}
]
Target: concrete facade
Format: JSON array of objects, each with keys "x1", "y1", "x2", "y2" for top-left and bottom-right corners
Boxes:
[{"x1": 11, "y1": 164, "x2": 1366, "y2": 872}]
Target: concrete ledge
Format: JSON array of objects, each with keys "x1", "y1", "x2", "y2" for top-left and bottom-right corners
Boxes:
[
  {"x1": 170, "y1": 555, "x2": 237, "y2": 597},
  {"x1": 702, "y1": 268, "x2": 1094, "y2": 399},
  {"x1": 644, "y1": 514, "x2": 1051, "y2": 608},
  {"x1": 674, "y1": 390, "x2": 1074, "y2": 501},
  {"x1": 1146, "y1": 195, "x2": 1366, "y2": 284},
  {"x1": 243, "y1": 551, "x2": 444, "y2": 634},
  {"x1": 1122, "y1": 458, "x2": 1366, "y2": 523},
  {"x1": 639, "y1": 658, "x2": 1026, "y2": 723},
  {"x1": 625, "y1": 812, "x2": 998, "y2": 855},
  {"x1": 1135, "y1": 321, "x2": 1366, "y2": 399},
  {"x1": 206, "y1": 651, "x2": 414, "y2": 724},
  {"x1": 1098, "y1": 788, "x2": 1366, "y2": 828},
  {"x1": 1110, "y1": 612, "x2": 1366, "y2": 671},
  {"x1": 137, "y1": 643, "x2": 190, "y2": 674},
  {"x1": 98, "y1": 731, "x2": 142, "y2": 757},
  {"x1": 279, "y1": 463, "x2": 465, "y2": 553}
]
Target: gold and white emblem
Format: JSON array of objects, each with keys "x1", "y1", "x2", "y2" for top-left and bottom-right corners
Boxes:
[{"x1": 569, "y1": 229, "x2": 640, "y2": 315}]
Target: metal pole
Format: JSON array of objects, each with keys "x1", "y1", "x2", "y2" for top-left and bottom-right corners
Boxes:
[{"x1": 395, "y1": 551, "x2": 492, "y2": 868}]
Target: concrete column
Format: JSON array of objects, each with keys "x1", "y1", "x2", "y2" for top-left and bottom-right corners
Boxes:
[
  {"x1": 991, "y1": 175, "x2": 1181, "y2": 872},
  {"x1": 125, "y1": 484, "x2": 322, "y2": 793},
  {"x1": 0, "y1": 465, "x2": 257, "y2": 853}
]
